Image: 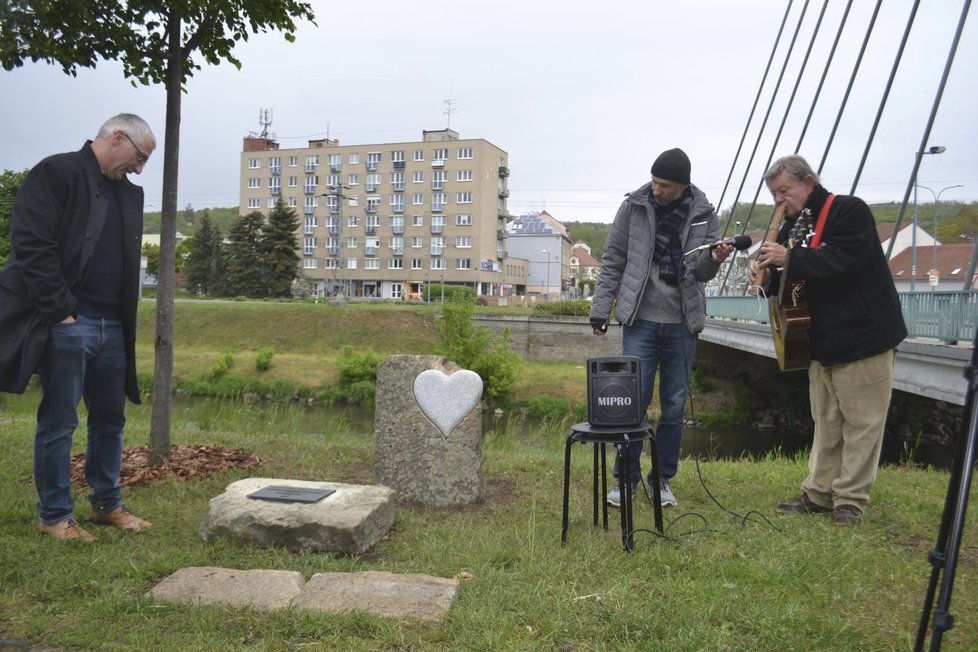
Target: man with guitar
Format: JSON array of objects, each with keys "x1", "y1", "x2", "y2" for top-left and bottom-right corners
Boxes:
[
  {"x1": 751, "y1": 155, "x2": 907, "y2": 526},
  {"x1": 590, "y1": 148, "x2": 734, "y2": 509}
]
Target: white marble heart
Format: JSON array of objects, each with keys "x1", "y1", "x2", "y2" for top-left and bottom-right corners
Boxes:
[{"x1": 413, "y1": 369, "x2": 484, "y2": 438}]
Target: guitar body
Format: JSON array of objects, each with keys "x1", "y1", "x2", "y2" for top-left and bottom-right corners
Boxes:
[{"x1": 769, "y1": 209, "x2": 813, "y2": 372}]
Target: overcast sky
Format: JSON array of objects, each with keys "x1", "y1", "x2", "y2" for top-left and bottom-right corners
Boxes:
[{"x1": 1, "y1": 0, "x2": 975, "y2": 225}]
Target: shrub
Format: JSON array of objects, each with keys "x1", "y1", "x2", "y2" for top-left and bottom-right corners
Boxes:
[
  {"x1": 345, "y1": 380, "x2": 376, "y2": 405},
  {"x1": 533, "y1": 300, "x2": 591, "y2": 316},
  {"x1": 435, "y1": 296, "x2": 522, "y2": 400},
  {"x1": 424, "y1": 284, "x2": 476, "y2": 303},
  {"x1": 211, "y1": 351, "x2": 234, "y2": 377},
  {"x1": 336, "y1": 346, "x2": 383, "y2": 387},
  {"x1": 255, "y1": 347, "x2": 276, "y2": 372}
]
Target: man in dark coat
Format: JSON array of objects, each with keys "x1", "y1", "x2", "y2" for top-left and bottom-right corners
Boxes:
[
  {"x1": 752, "y1": 154, "x2": 907, "y2": 526},
  {"x1": 0, "y1": 113, "x2": 155, "y2": 541}
]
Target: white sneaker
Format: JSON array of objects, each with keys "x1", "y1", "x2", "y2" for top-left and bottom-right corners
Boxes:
[
  {"x1": 606, "y1": 482, "x2": 637, "y2": 508},
  {"x1": 658, "y1": 479, "x2": 678, "y2": 507}
]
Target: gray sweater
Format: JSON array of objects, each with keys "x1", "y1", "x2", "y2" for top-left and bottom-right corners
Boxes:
[{"x1": 590, "y1": 182, "x2": 721, "y2": 333}]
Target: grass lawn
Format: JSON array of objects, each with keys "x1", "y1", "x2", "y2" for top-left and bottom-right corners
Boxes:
[{"x1": 0, "y1": 386, "x2": 975, "y2": 651}]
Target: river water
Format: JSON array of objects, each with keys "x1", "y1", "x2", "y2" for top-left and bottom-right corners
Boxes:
[{"x1": 167, "y1": 396, "x2": 954, "y2": 469}]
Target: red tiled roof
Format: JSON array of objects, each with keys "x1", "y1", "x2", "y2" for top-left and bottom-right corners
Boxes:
[{"x1": 888, "y1": 243, "x2": 974, "y2": 281}]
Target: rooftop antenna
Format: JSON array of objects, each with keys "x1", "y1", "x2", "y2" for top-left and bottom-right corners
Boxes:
[
  {"x1": 259, "y1": 108, "x2": 273, "y2": 139},
  {"x1": 443, "y1": 94, "x2": 456, "y2": 129}
]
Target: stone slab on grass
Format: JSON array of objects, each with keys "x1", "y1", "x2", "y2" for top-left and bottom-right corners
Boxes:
[
  {"x1": 291, "y1": 571, "x2": 459, "y2": 622},
  {"x1": 199, "y1": 478, "x2": 396, "y2": 555},
  {"x1": 149, "y1": 567, "x2": 305, "y2": 611},
  {"x1": 149, "y1": 568, "x2": 459, "y2": 622}
]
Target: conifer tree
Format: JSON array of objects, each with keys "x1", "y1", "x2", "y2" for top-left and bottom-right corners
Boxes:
[
  {"x1": 223, "y1": 211, "x2": 266, "y2": 297},
  {"x1": 262, "y1": 200, "x2": 300, "y2": 297}
]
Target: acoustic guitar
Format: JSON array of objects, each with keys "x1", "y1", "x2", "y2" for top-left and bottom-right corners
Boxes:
[{"x1": 769, "y1": 208, "x2": 813, "y2": 371}]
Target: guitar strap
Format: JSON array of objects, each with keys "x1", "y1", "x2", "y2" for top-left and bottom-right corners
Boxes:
[{"x1": 808, "y1": 194, "x2": 836, "y2": 249}]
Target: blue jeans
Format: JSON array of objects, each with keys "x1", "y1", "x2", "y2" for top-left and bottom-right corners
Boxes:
[
  {"x1": 34, "y1": 316, "x2": 127, "y2": 524},
  {"x1": 614, "y1": 320, "x2": 697, "y2": 486}
]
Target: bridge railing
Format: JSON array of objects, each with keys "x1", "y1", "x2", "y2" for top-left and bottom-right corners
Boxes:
[{"x1": 706, "y1": 291, "x2": 978, "y2": 343}]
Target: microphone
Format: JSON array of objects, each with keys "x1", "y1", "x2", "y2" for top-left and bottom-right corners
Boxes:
[{"x1": 684, "y1": 235, "x2": 752, "y2": 256}]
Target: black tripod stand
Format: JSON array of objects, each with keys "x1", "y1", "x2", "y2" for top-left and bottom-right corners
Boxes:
[{"x1": 914, "y1": 326, "x2": 978, "y2": 651}]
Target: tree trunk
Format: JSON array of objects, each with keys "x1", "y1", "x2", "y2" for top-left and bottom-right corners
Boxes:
[{"x1": 149, "y1": 12, "x2": 183, "y2": 465}]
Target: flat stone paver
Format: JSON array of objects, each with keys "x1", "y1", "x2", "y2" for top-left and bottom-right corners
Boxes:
[
  {"x1": 149, "y1": 567, "x2": 459, "y2": 621},
  {"x1": 292, "y1": 570, "x2": 459, "y2": 622},
  {"x1": 148, "y1": 567, "x2": 305, "y2": 610}
]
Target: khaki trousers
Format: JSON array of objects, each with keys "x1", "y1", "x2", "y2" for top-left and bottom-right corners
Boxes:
[{"x1": 802, "y1": 349, "x2": 896, "y2": 511}]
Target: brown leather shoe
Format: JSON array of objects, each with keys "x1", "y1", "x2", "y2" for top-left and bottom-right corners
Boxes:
[
  {"x1": 39, "y1": 518, "x2": 97, "y2": 542},
  {"x1": 834, "y1": 504, "x2": 862, "y2": 526},
  {"x1": 776, "y1": 493, "x2": 831, "y2": 514},
  {"x1": 90, "y1": 506, "x2": 152, "y2": 532}
]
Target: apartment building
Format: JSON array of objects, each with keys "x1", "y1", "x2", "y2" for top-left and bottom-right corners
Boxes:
[
  {"x1": 239, "y1": 128, "x2": 527, "y2": 299},
  {"x1": 505, "y1": 211, "x2": 573, "y2": 299}
]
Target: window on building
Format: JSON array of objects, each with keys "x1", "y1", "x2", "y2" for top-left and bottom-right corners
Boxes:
[
  {"x1": 431, "y1": 258, "x2": 446, "y2": 270},
  {"x1": 325, "y1": 258, "x2": 339, "y2": 269},
  {"x1": 347, "y1": 258, "x2": 358, "y2": 270},
  {"x1": 432, "y1": 193, "x2": 446, "y2": 211},
  {"x1": 433, "y1": 148, "x2": 448, "y2": 161},
  {"x1": 303, "y1": 237, "x2": 316, "y2": 255},
  {"x1": 458, "y1": 147, "x2": 473, "y2": 159},
  {"x1": 411, "y1": 236, "x2": 424, "y2": 248},
  {"x1": 349, "y1": 153, "x2": 360, "y2": 164},
  {"x1": 412, "y1": 193, "x2": 424, "y2": 205},
  {"x1": 456, "y1": 192, "x2": 472, "y2": 204},
  {"x1": 411, "y1": 258, "x2": 423, "y2": 270},
  {"x1": 388, "y1": 258, "x2": 403, "y2": 270},
  {"x1": 304, "y1": 176, "x2": 318, "y2": 193},
  {"x1": 457, "y1": 169, "x2": 473, "y2": 182},
  {"x1": 366, "y1": 173, "x2": 381, "y2": 191},
  {"x1": 305, "y1": 155, "x2": 319, "y2": 171},
  {"x1": 288, "y1": 155, "x2": 298, "y2": 167},
  {"x1": 287, "y1": 176, "x2": 298, "y2": 188},
  {"x1": 455, "y1": 235, "x2": 472, "y2": 248},
  {"x1": 288, "y1": 197, "x2": 297, "y2": 208},
  {"x1": 413, "y1": 215, "x2": 424, "y2": 226},
  {"x1": 269, "y1": 156, "x2": 282, "y2": 172},
  {"x1": 328, "y1": 153, "x2": 342, "y2": 166},
  {"x1": 348, "y1": 173, "x2": 359, "y2": 186},
  {"x1": 348, "y1": 215, "x2": 359, "y2": 227},
  {"x1": 456, "y1": 258, "x2": 471, "y2": 270},
  {"x1": 347, "y1": 237, "x2": 358, "y2": 249},
  {"x1": 456, "y1": 214, "x2": 472, "y2": 226},
  {"x1": 303, "y1": 258, "x2": 318, "y2": 269},
  {"x1": 365, "y1": 258, "x2": 380, "y2": 270},
  {"x1": 413, "y1": 171, "x2": 424, "y2": 183},
  {"x1": 326, "y1": 174, "x2": 340, "y2": 187},
  {"x1": 413, "y1": 150, "x2": 424, "y2": 161},
  {"x1": 391, "y1": 282, "x2": 403, "y2": 298},
  {"x1": 391, "y1": 150, "x2": 405, "y2": 162},
  {"x1": 247, "y1": 197, "x2": 260, "y2": 209},
  {"x1": 267, "y1": 197, "x2": 277, "y2": 208},
  {"x1": 248, "y1": 178, "x2": 260, "y2": 188}
]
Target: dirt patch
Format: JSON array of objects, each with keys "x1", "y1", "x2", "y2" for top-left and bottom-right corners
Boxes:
[{"x1": 70, "y1": 444, "x2": 262, "y2": 488}]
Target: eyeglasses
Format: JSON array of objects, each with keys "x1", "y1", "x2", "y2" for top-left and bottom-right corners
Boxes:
[{"x1": 123, "y1": 132, "x2": 149, "y2": 165}]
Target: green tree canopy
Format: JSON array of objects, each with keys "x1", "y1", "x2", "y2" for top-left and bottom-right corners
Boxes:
[
  {"x1": 261, "y1": 200, "x2": 300, "y2": 297},
  {"x1": 224, "y1": 211, "x2": 266, "y2": 297},
  {"x1": 0, "y1": 169, "x2": 28, "y2": 267},
  {"x1": 185, "y1": 210, "x2": 225, "y2": 295}
]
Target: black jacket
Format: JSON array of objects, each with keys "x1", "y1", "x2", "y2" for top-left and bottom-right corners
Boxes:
[
  {"x1": 776, "y1": 184, "x2": 907, "y2": 366},
  {"x1": 0, "y1": 142, "x2": 144, "y2": 401}
]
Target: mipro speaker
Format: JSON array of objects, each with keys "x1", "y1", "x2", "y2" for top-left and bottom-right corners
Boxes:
[{"x1": 587, "y1": 356, "x2": 642, "y2": 427}]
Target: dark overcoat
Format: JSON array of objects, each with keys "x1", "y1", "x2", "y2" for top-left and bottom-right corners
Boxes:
[{"x1": 0, "y1": 142, "x2": 144, "y2": 402}]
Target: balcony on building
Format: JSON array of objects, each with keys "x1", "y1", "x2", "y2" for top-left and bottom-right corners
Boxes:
[
  {"x1": 303, "y1": 206, "x2": 315, "y2": 215},
  {"x1": 366, "y1": 161, "x2": 378, "y2": 171},
  {"x1": 430, "y1": 224, "x2": 443, "y2": 234},
  {"x1": 365, "y1": 225, "x2": 377, "y2": 234},
  {"x1": 270, "y1": 166, "x2": 281, "y2": 175},
  {"x1": 430, "y1": 246, "x2": 443, "y2": 256},
  {"x1": 392, "y1": 224, "x2": 404, "y2": 233},
  {"x1": 431, "y1": 159, "x2": 445, "y2": 168},
  {"x1": 366, "y1": 205, "x2": 378, "y2": 214},
  {"x1": 330, "y1": 164, "x2": 341, "y2": 172},
  {"x1": 392, "y1": 247, "x2": 404, "y2": 256},
  {"x1": 393, "y1": 206, "x2": 404, "y2": 214},
  {"x1": 304, "y1": 226, "x2": 315, "y2": 235},
  {"x1": 366, "y1": 184, "x2": 378, "y2": 193},
  {"x1": 431, "y1": 203, "x2": 444, "y2": 213},
  {"x1": 365, "y1": 246, "x2": 377, "y2": 256},
  {"x1": 432, "y1": 181, "x2": 444, "y2": 190},
  {"x1": 393, "y1": 161, "x2": 406, "y2": 170},
  {"x1": 303, "y1": 247, "x2": 314, "y2": 256},
  {"x1": 498, "y1": 189, "x2": 510, "y2": 198},
  {"x1": 328, "y1": 247, "x2": 340, "y2": 257},
  {"x1": 392, "y1": 182, "x2": 405, "y2": 192},
  {"x1": 498, "y1": 166, "x2": 509, "y2": 177},
  {"x1": 498, "y1": 209, "x2": 509, "y2": 219},
  {"x1": 271, "y1": 187, "x2": 281, "y2": 195},
  {"x1": 327, "y1": 225, "x2": 340, "y2": 234},
  {"x1": 305, "y1": 164, "x2": 317, "y2": 173},
  {"x1": 304, "y1": 186, "x2": 317, "y2": 195}
]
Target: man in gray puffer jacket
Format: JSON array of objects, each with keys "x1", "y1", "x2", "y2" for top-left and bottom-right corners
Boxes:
[{"x1": 590, "y1": 148, "x2": 732, "y2": 508}]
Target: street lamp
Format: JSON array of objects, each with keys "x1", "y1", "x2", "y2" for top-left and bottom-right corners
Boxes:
[
  {"x1": 541, "y1": 249, "x2": 550, "y2": 300},
  {"x1": 917, "y1": 183, "x2": 964, "y2": 291},
  {"x1": 910, "y1": 146, "x2": 946, "y2": 292}
]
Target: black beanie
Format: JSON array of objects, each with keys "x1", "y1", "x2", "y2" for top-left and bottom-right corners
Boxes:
[{"x1": 650, "y1": 148, "x2": 691, "y2": 184}]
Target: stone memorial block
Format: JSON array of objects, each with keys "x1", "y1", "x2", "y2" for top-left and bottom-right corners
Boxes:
[
  {"x1": 199, "y1": 477, "x2": 395, "y2": 554},
  {"x1": 375, "y1": 355, "x2": 484, "y2": 506}
]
